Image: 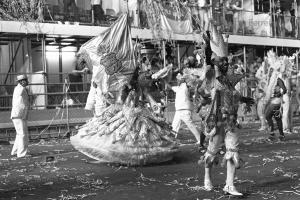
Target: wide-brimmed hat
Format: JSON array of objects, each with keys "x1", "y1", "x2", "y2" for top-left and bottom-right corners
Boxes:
[{"x1": 16, "y1": 74, "x2": 28, "y2": 82}]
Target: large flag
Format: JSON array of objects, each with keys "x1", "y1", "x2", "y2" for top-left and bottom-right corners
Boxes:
[
  {"x1": 141, "y1": 0, "x2": 193, "y2": 38},
  {"x1": 78, "y1": 14, "x2": 136, "y2": 93},
  {"x1": 160, "y1": 2, "x2": 193, "y2": 35}
]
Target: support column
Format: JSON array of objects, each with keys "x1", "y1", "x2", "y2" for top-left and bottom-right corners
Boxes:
[
  {"x1": 162, "y1": 40, "x2": 167, "y2": 104},
  {"x1": 177, "y1": 43, "x2": 180, "y2": 70},
  {"x1": 162, "y1": 40, "x2": 166, "y2": 68},
  {"x1": 297, "y1": 49, "x2": 299, "y2": 88},
  {"x1": 59, "y1": 46, "x2": 63, "y2": 83},
  {"x1": 42, "y1": 36, "x2": 48, "y2": 108},
  {"x1": 243, "y1": 45, "x2": 247, "y2": 96}
]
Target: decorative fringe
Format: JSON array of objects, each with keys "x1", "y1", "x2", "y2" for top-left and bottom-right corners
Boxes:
[{"x1": 71, "y1": 104, "x2": 179, "y2": 165}]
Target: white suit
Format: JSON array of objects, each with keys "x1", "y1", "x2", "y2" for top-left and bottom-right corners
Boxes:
[
  {"x1": 11, "y1": 84, "x2": 29, "y2": 157},
  {"x1": 171, "y1": 83, "x2": 201, "y2": 142}
]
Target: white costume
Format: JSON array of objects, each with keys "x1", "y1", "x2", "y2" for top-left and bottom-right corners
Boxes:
[
  {"x1": 171, "y1": 82, "x2": 201, "y2": 142},
  {"x1": 281, "y1": 75, "x2": 291, "y2": 133},
  {"x1": 85, "y1": 63, "x2": 109, "y2": 116},
  {"x1": 11, "y1": 83, "x2": 29, "y2": 157}
]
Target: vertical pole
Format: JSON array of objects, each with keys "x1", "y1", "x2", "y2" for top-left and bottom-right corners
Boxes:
[
  {"x1": 296, "y1": 0, "x2": 298, "y2": 38},
  {"x1": 59, "y1": 46, "x2": 63, "y2": 83},
  {"x1": 273, "y1": 0, "x2": 277, "y2": 38},
  {"x1": 295, "y1": 50, "x2": 299, "y2": 129},
  {"x1": 297, "y1": 50, "x2": 299, "y2": 88},
  {"x1": 65, "y1": 78, "x2": 70, "y2": 136},
  {"x1": 177, "y1": 43, "x2": 180, "y2": 70},
  {"x1": 91, "y1": 2, "x2": 94, "y2": 25},
  {"x1": 137, "y1": 0, "x2": 141, "y2": 28},
  {"x1": 163, "y1": 40, "x2": 166, "y2": 68},
  {"x1": 42, "y1": 36, "x2": 48, "y2": 108},
  {"x1": 242, "y1": 0, "x2": 244, "y2": 35},
  {"x1": 162, "y1": 40, "x2": 167, "y2": 104},
  {"x1": 243, "y1": 45, "x2": 247, "y2": 96},
  {"x1": 27, "y1": 38, "x2": 32, "y2": 73}
]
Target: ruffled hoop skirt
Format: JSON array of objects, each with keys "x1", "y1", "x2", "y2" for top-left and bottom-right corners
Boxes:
[{"x1": 71, "y1": 104, "x2": 179, "y2": 165}]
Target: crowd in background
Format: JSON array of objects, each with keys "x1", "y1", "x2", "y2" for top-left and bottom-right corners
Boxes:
[
  {"x1": 134, "y1": 44, "x2": 298, "y2": 132},
  {"x1": 41, "y1": 0, "x2": 300, "y2": 39}
]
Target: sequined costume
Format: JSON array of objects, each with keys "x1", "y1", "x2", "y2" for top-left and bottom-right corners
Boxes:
[
  {"x1": 70, "y1": 14, "x2": 178, "y2": 166},
  {"x1": 196, "y1": 27, "x2": 254, "y2": 195}
]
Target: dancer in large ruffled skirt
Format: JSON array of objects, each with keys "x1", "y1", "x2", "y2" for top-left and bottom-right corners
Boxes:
[{"x1": 70, "y1": 14, "x2": 178, "y2": 166}]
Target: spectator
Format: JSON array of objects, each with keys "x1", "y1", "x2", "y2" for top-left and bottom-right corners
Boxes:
[
  {"x1": 290, "y1": 2, "x2": 296, "y2": 37},
  {"x1": 140, "y1": 57, "x2": 151, "y2": 72},
  {"x1": 297, "y1": 2, "x2": 300, "y2": 39},
  {"x1": 68, "y1": 58, "x2": 90, "y2": 103},
  {"x1": 273, "y1": 0, "x2": 283, "y2": 37},
  {"x1": 91, "y1": 0, "x2": 105, "y2": 25},
  {"x1": 254, "y1": 81, "x2": 267, "y2": 131},
  {"x1": 283, "y1": 8, "x2": 292, "y2": 37},
  {"x1": 224, "y1": 0, "x2": 234, "y2": 32},
  {"x1": 232, "y1": 0, "x2": 243, "y2": 34},
  {"x1": 197, "y1": 0, "x2": 211, "y2": 31},
  {"x1": 11, "y1": 75, "x2": 30, "y2": 158},
  {"x1": 65, "y1": 0, "x2": 78, "y2": 22}
]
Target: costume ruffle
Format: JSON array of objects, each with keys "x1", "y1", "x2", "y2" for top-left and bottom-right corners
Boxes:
[
  {"x1": 71, "y1": 104, "x2": 179, "y2": 165},
  {"x1": 198, "y1": 151, "x2": 219, "y2": 168},
  {"x1": 222, "y1": 150, "x2": 241, "y2": 169}
]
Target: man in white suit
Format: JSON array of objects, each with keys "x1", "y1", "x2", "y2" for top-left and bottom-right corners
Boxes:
[{"x1": 11, "y1": 74, "x2": 30, "y2": 158}]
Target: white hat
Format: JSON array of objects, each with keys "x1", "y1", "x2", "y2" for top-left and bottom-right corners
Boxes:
[{"x1": 16, "y1": 74, "x2": 28, "y2": 82}]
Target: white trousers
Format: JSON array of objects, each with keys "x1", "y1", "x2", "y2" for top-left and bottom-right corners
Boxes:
[
  {"x1": 282, "y1": 94, "x2": 291, "y2": 131},
  {"x1": 172, "y1": 110, "x2": 201, "y2": 142},
  {"x1": 11, "y1": 119, "x2": 29, "y2": 157}
]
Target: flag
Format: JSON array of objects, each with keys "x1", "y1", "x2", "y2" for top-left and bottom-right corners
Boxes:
[
  {"x1": 160, "y1": 2, "x2": 193, "y2": 35},
  {"x1": 78, "y1": 13, "x2": 136, "y2": 93}
]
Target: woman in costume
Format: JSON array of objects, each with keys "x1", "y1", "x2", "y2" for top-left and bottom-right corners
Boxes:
[
  {"x1": 264, "y1": 51, "x2": 287, "y2": 141},
  {"x1": 255, "y1": 58, "x2": 269, "y2": 131},
  {"x1": 70, "y1": 14, "x2": 178, "y2": 166}
]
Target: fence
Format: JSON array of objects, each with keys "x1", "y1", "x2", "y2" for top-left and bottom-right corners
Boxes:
[
  {"x1": 0, "y1": 72, "x2": 92, "y2": 111},
  {"x1": 40, "y1": 3, "x2": 300, "y2": 40}
]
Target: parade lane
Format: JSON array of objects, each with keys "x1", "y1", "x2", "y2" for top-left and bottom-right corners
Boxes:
[{"x1": 0, "y1": 125, "x2": 300, "y2": 200}]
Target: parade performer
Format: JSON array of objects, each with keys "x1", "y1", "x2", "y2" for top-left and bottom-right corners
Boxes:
[
  {"x1": 164, "y1": 74, "x2": 203, "y2": 145},
  {"x1": 70, "y1": 14, "x2": 178, "y2": 166},
  {"x1": 198, "y1": 27, "x2": 254, "y2": 196},
  {"x1": 11, "y1": 75, "x2": 30, "y2": 158},
  {"x1": 264, "y1": 51, "x2": 287, "y2": 141},
  {"x1": 255, "y1": 58, "x2": 269, "y2": 131},
  {"x1": 280, "y1": 68, "x2": 292, "y2": 134},
  {"x1": 254, "y1": 82, "x2": 267, "y2": 131}
]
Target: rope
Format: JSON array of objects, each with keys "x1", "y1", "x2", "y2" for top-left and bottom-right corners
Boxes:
[
  {"x1": 45, "y1": 5, "x2": 55, "y2": 22},
  {"x1": 35, "y1": 78, "x2": 71, "y2": 139},
  {"x1": 35, "y1": 107, "x2": 63, "y2": 139}
]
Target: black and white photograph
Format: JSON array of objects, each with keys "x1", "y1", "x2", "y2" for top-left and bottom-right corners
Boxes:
[{"x1": 1, "y1": 0, "x2": 300, "y2": 199}]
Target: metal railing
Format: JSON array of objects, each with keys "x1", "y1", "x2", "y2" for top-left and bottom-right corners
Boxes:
[
  {"x1": 0, "y1": 2, "x2": 295, "y2": 40},
  {"x1": 0, "y1": 72, "x2": 92, "y2": 110}
]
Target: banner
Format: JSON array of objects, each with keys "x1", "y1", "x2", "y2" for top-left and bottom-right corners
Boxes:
[
  {"x1": 160, "y1": 3, "x2": 193, "y2": 35},
  {"x1": 251, "y1": 14, "x2": 271, "y2": 36}
]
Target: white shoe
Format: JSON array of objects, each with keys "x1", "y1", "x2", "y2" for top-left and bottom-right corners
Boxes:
[
  {"x1": 283, "y1": 130, "x2": 292, "y2": 135},
  {"x1": 223, "y1": 185, "x2": 243, "y2": 196},
  {"x1": 204, "y1": 180, "x2": 213, "y2": 191}
]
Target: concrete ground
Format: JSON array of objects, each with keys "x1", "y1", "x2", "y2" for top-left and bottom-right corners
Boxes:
[{"x1": 0, "y1": 123, "x2": 300, "y2": 200}]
